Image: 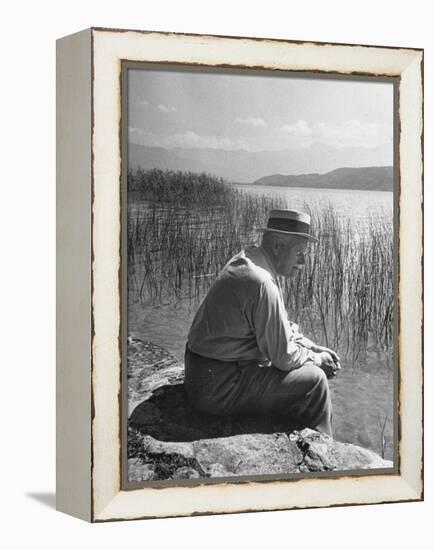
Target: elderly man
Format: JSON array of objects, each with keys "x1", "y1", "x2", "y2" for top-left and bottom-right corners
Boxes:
[{"x1": 184, "y1": 209, "x2": 340, "y2": 436}]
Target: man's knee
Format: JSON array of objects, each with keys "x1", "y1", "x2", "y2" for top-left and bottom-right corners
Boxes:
[{"x1": 302, "y1": 365, "x2": 328, "y2": 391}]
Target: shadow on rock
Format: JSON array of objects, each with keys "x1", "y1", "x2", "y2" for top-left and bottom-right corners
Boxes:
[{"x1": 129, "y1": 382, "x2": 299, "y2": 442}]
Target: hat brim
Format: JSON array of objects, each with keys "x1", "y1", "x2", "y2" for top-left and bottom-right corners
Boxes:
[{"x1": 257, "y1": 227, "x2": 319, "y2": 243}]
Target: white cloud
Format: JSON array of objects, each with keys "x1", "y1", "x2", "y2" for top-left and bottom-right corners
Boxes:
[
  {"x1": 276, "y1": 119, "x2": 392, "y2": 148},
  {"x1": 129, "y1": 128, "x2": 249, "y2": 150},
  {"x1": 134, "y1": 100, "x2": 176, "y2": 113},
  {"x1": 134, "y1": 99, "x2": 176, "y2": 112},
  {"x1": 157, "y1": 103, "x2": 177, "y2": 113},
  {"x1": 235, "y1": 116, "x2": 267, "y2": 127},
  {"x1": 277, "y1": 120, "x2": 312, "y2": 137}
]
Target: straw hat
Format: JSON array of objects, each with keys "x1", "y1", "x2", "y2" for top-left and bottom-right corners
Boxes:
[{"x1": 258, "y1": 209, "x2": 318, "y2": 243}]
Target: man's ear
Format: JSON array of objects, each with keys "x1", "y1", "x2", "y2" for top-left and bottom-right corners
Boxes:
[{"x1": 272, "y1": 236, "x2": 282, "y2": 257}]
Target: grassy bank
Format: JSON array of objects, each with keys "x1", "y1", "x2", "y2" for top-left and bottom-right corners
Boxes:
[{"x1": 128, "y1": 168, "x2": 393, "y2": 367}]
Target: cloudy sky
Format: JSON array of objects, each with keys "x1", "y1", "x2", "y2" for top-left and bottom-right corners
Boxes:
[{"x1": 128, "y1": 66, "x2": 393, "y2": 158}]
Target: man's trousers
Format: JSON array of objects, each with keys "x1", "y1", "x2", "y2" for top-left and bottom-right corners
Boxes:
[{"x1": 184, "y1": 346, "x2": 332, "y2": 435}]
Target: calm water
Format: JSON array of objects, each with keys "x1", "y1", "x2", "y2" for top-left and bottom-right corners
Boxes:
[
  {"x1": 234, "y1": 184, "x2": 393, "y2": 223},
  {"x1": 128, "y1": 186, "x2": 395, "y2": 462}
]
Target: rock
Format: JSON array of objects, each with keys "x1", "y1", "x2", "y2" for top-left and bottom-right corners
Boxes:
[
  {"x1": 127, "y1": 338, "x2": 183, "y2": 415},
  {"x1": 128, "y1": 432, "x2": 208, "y2": 480},
  {"x1": 171, "y1": 467, "x2": 201, "y2": 480},
  {"x1": 127, "y1": 337, "x2": 393, "y2": 482},
  {"x1": 207, "y1": 463, "x2": 232, "y2": 477},
  {"x1": 128, "y1": 428, "x2": 392, "y2": 481},
  {"x1": 127, "y1": 459, "x2": 155, "y2": 482},
  {"x1": 289, "y1": 429, "x2": 393, "y2": 472},
  {"x1": 192, "y1": 433, "x2": 303, "y2": 476}
]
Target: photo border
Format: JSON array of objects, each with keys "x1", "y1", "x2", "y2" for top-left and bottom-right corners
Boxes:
[{"x1": 89, "y1": 28, "x2": 423, "y2": 522}]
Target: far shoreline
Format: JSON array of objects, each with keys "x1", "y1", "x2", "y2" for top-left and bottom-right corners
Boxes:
[{"x1": 232, "y1": 182, "x2": 393, "y2": 193}]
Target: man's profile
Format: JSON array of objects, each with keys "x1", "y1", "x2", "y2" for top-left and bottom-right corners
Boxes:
[{"x1": 185, "y1": 209, "x2": 341, "y2": 436}]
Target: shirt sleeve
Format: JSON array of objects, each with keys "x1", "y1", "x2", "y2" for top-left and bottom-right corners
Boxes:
[
  {"x1": 289, "y1": 321, "x2": 304, "y2": 341},
  {"x1": 252, "y1": 279, "x2": 313, "y2": 371},
  {"x1": 289, "y1": 322, "x2": 316, "y2": 349}
]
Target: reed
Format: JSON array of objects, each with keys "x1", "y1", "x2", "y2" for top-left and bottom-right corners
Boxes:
[{"x1": 127, "y1": 169, "x2": 393, "y2": 367}]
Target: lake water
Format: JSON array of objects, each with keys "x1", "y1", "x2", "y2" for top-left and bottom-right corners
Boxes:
[
  {"x1": 234, "y1": 184, "x2": 393, "y2": 223},
  {"x1": 128, "y1": 185, "x2": 395, "y2": 462}
]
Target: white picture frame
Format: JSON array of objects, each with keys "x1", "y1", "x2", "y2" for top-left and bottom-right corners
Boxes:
[{"x1": 56, "y1": 27, "x2": 423, "y2": 522}]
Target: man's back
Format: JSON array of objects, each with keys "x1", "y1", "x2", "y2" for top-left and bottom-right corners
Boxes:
[{"x1": 187, "y1": 246, "x2": 274, "y2": 363}]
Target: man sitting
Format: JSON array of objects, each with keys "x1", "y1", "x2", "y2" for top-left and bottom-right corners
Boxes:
[{"x1": 184, "y1": 209, "x2": 340, "y2": 436}]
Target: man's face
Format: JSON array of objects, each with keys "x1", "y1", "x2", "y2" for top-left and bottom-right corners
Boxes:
[{"x1": 273, "y1": 236, "x2": 309, "y2": 278}]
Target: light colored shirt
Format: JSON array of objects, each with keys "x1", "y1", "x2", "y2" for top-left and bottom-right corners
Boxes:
[{"x1": 187, "y1": 245, "x2": 314, "y2": 371}]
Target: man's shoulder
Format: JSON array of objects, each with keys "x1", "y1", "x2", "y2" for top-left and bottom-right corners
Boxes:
[{"x1": 225, "y1": 247, "x2": 275, "y2": 285}]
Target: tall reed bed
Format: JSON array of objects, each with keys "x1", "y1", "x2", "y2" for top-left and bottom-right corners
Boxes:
[{"x1": 128, "y1": 168, "x2": 393, "y2": 368}]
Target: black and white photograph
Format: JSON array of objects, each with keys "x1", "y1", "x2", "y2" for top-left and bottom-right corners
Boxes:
[
  {"x1": 3, "y1": 0, "x2": 427, "y2": 538},
  {"x1": 124, "y1": 64, "x2": 396, "y2": 485}
]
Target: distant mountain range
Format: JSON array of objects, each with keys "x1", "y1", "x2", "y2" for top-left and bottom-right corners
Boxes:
[
  {"x1": 128, "y1": 142, "x2": 392, "y2": 184},
  {"x1": 252, "y1": 166, "x2": 393, "y2": 192}
]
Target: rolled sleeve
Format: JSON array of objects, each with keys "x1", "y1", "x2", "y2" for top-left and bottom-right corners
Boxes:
[
  {"x1": 289, "y1": 321, "x2": 304, "y2": 342},
  {"x1": 253, "y1": 279, "x2": 311, "y2": 371}
]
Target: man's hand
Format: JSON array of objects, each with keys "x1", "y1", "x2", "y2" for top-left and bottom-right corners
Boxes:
[
  {"x1": 310, "y1": 344, "x2": 340, "y2": 365},
  {"x1": 314, "y1": 351, "x2": 341, "y2": 379}
]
